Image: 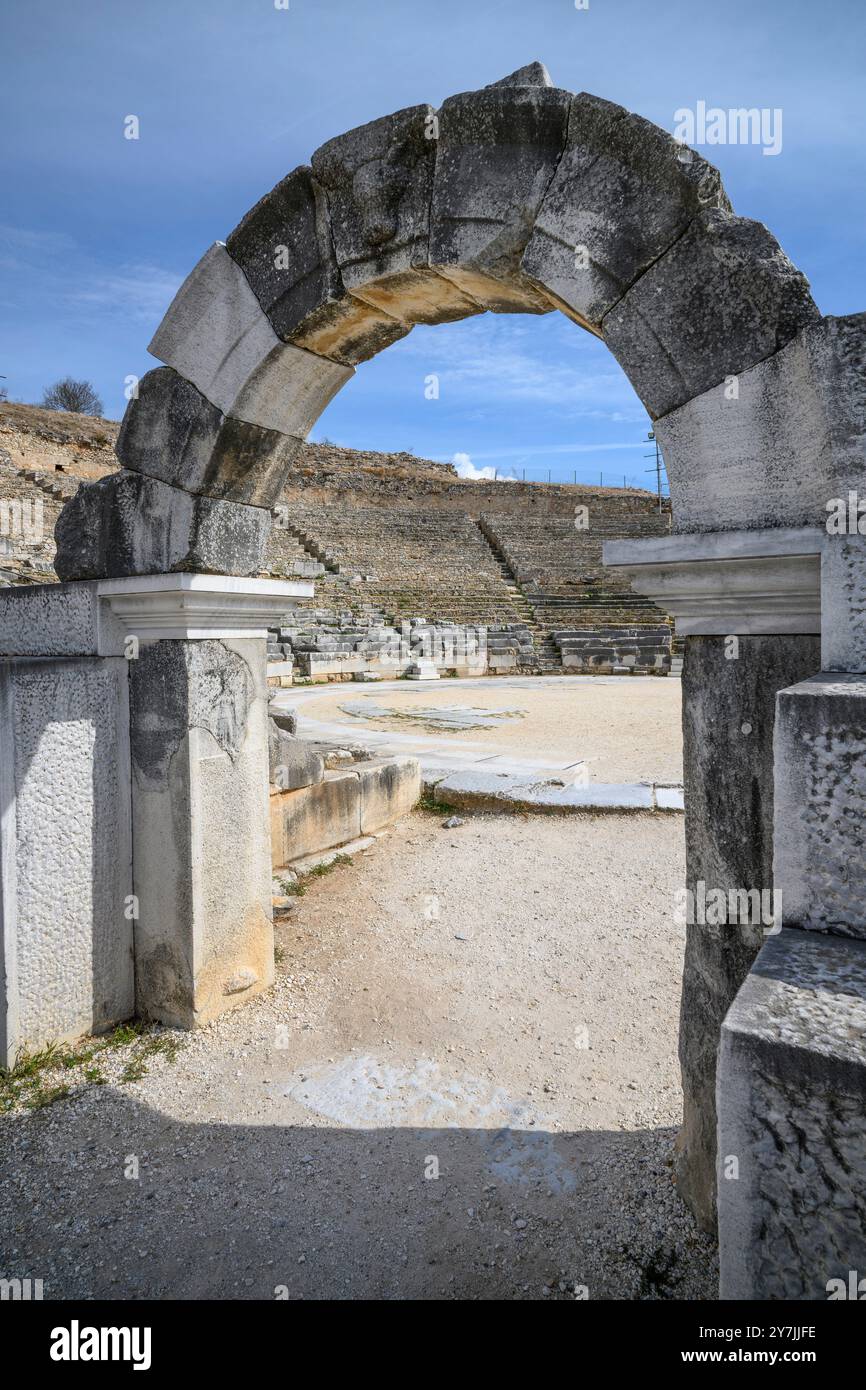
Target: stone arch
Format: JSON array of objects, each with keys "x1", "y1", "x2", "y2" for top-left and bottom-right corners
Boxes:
[
  {"x1": 54, "y1": 60, "x2": 863, "y2": 579},
  {"x1": 41, "y1": 64, "x2": 866, "y2": 1295}
]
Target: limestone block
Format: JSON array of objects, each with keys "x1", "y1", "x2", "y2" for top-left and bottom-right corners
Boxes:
[
  {"x1": 270, "y1": 769, "x2": 361, "y2": 867},
  {"x1": 822, "y1": 535, "x2": 866, "y2": 672},
  {"x1": 229, "y1": 340, "x2": 351, "y2": 438},
  {"x1": 523, "y1": 92, "x2": 729, "y2": 330},
  {"x1": 149, "y1": 241, "x2": 279, "y2": 413},
  {"x1": 268, "y1": 722, "x2": 324, "y2": 790},
  {"x1": 0, "y1": 657, "x2": 133, "y2": 1065},
  {"x1": 0, "y1": 579, "x2": 125, "y2": 658},
  {"x1": 655, "y1": 314, "x2": 866, "y2": 533},
  {"x1": 429, "y1": 84, "x2": 571, "y2": 313},
  {"x1": 269, "y1": 708, "x2": 297, "y2": 737},
  {"x1": 225, "y1": 165, "x2": 409, "y2": 365},
  {"x1": 602, "y1": 209, "x2": 819, "y2": 418},
  {"x1": 774, "y1": 674, "x2": 866, "y2": 938},
  {"x1": 357, "y1": 756, "x2": 421, "y2": 833},
  {"x1": 405, "y1": 659, "x2": 440, "y2": 679},
  {"x1": 296, "y1": 651, "x2": 368, "y2": 676},
  {"x1": 677, "y1": 634, "x2": 821, "y2": 1231},
  {"x1": 312, "y1": 105, "x2": 480, "y2": 326},
  {"x1": 129, "y1": 638, "x2": 273, "y2": 1028},
  {"x1": 116, "y1": 367, "x2": 303, "y2": 508},
  {"x1": 148, "y1": 241, "x2": 351, "y2": 425},
  {"x1": 718, "y1": 928, "x2": 866, "y2": 1299},
  {"x1": 54, "y1": 471, "x2": 271, "y2": 580}
]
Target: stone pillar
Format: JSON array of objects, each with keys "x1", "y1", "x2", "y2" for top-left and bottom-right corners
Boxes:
[
  {"x1": 603, "y1": 527, "x2": 823, "y2": 1230},
  {"x1": 678, "y1": 634, "x2": 819, "y2": 1229},
  {"x1": 128, "y1": 637, "x2": 273, "y2": 1027},
  {"x1": 98, "y1": 575, "x2": 312, "y2": 1029}
]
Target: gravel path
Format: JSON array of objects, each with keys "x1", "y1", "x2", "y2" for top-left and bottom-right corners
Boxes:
[{"x1": 0, "y1": 811, "x2": 717, "y2": 1301}]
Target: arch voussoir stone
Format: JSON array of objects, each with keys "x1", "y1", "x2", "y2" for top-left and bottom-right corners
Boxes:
[
  {"x1": 521, "y1": 91, "x2": 730, "y2": 332},
  {"x1": 601, "y1": 207, "x2": 820, "y2": 418},
  {"x1": 310, "y1": 104, "x2": 483, "y2": 327},
  {"x1": 226, "y1": 163, "x2": 409, "y2": 364},
  {"x1": 428, "y1": 81, "x2": 572, "y2": 314}
]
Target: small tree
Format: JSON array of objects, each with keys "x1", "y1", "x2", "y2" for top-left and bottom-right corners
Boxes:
[{"x1": 42, "y1": 378, "x2": 104, "y2": 416}]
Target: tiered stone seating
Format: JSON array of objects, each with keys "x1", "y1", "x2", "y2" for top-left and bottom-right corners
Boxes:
[
  {"x1": 480, "y1": 509, "x2": 673, "y2": 672},
  {"x1": 271, "y1": 502, "x2": 529, "y2": 628}
]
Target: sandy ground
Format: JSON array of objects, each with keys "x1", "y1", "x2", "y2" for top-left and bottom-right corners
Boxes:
[
  {"x1": 0, "y1": 811, "x2": 716, "y2": 1301},
  {"x1": 299, "y1": 677, "x2": 683, "y2": 784}
]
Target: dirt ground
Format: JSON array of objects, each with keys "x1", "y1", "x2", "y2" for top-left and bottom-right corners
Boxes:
[
  {"x1": 300, "y1": 677, "x2": 683, "y2": 784},
  {"x1": 0, "y1": 810, "x2": 717, "y2": 1301}
]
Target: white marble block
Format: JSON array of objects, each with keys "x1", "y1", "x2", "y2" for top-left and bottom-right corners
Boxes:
[{"x1": 0, "y1": 656, "x2": 134, "y2": 1065}]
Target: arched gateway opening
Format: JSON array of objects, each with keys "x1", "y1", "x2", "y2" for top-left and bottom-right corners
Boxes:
[{"x1": 5, "y1": 62, "x2": 865, "y2": 1298}]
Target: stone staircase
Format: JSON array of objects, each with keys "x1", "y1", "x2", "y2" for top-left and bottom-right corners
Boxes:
[
  {"x1": 477, "y1": 517, "x2": 559, "y2": 671},
  {"x1": 18, "y1": 466, "x2": 79, "y2": 503},
  {"x1": 480, "y1": 509, "x2": 674, "y2": 674}
]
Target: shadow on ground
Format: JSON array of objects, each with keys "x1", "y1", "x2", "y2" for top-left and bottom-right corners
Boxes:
[{"x1": 0, "y1": 1090, "x2": 717, "y2": 1300}]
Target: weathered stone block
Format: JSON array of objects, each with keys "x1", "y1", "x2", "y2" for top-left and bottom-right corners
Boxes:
[
  {"x1": 774, "y1": 674, "x2": 866, "y2": 938},
  {"x1": 523, "y1": 92, "x2": 729, "y2": 329},
  {"x1": 268, "y1": 722, "x2": 324, "y2": 790},
  {"x1": 149, "y1": 241, "x2": 279, "y2": 413},
  {"x1": 270, "y1": 769, "x2": 361, "y2": 867},
  {"x1": 225, "y1": 165, "x2": 409, "y2": 365},
  {"x1": 229, "y1": 340, "x2": 351, "y2": 438},
  {"x1": 312, "y1": 105, "x2": 480, "y2": 326},
  {"x1": 117, "y1": 367, "x2": 303, "y2": 508},
  {"x1": 148, "y1": 241, "x2": 352, "y2": 425},
  {"x1": 718, "y1": 928, "x2": 866, "y2": 1299},
  {"x1": 602, "y1": 208, "x2": 819, "y2": 418},
  {"x1": 0, "y1": 579, "x2": 124, "y2": 657},
  {"x1": 821, "y1": 534, "x2": 866, "y2": 672},
  {"x1": 0, "y1": 657, "x2": 133, "y2": 1065},
  {"x1": 54, "y1": 471, "x2": 271, "y2": 580},
  {"x1": 226, "y1": 166, "x2": 342, "y2": 339},
  {"x1": 358, "y1": 756, "x2": 421, "y2": 833},
  {"x1": 429, "y1": 84, "x2": 571, "y2": 312},
  {"x1": 656, "y1": 314, "x2": 866, "y2": 533},
  {"x1": 129, "y1": 638, "x2": 273, "y2": 1028},
  {"x1": 677, "y1": 633, "x2": 821, "y2": 1231}
]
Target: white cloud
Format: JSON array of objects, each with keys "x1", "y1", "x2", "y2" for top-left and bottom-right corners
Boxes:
[{"x1": 450, "y1": 451, "x2": 516, "y2": 482}]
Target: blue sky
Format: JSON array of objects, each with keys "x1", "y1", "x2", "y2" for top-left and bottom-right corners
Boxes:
[{"x1": 1, "y1": 0, "x2": 864, "y2": 487}]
